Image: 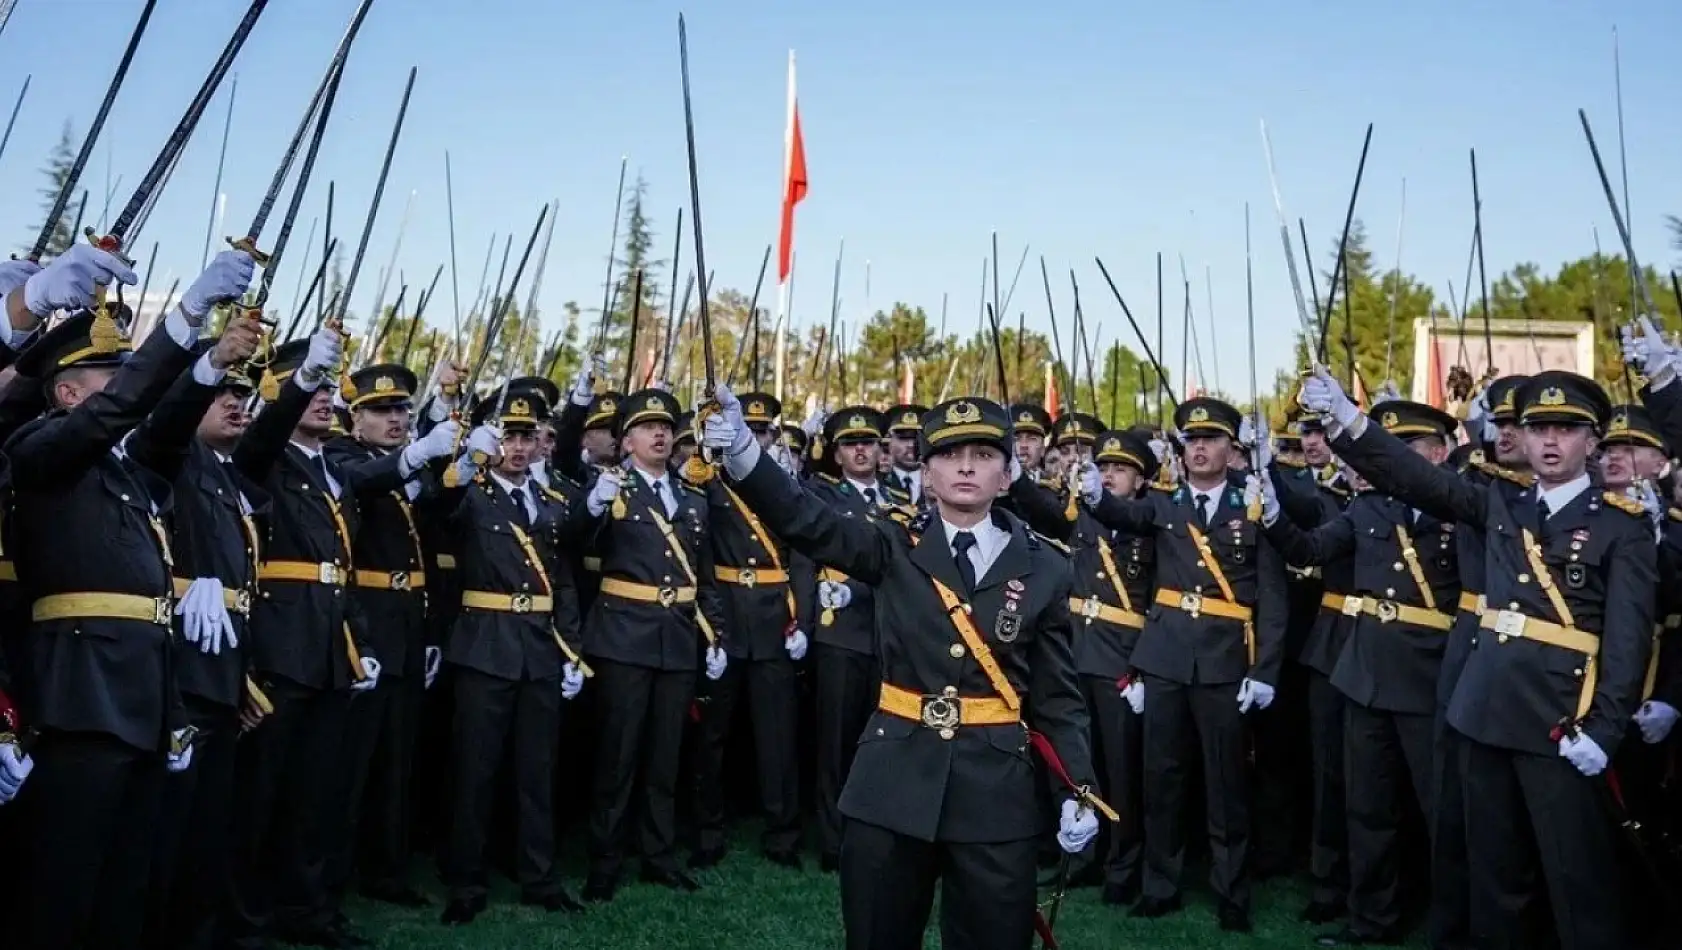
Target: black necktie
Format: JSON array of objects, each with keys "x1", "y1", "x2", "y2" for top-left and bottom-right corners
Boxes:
[
  {"x1": 1195, "y1": 492, "x2": 1211, "y2": 528},
  {"x1": 512, "y1": 485, "x2": 532, "y2": 527},
  {"x1": 312, "y1": 454, "x2": 333, "y2": 494},
  {"x1": 863, "y1": 487, "x2": 878, "y2": 506},
  {"x1": 952, "y1": 530, "x2": 978, "y2": 594},
  {"x1": 655, "y1": 480, "x2": 672, "y2": 516},
  {"x1": 1536, "y1": 496, "x2": 1551, "y2": 541}
]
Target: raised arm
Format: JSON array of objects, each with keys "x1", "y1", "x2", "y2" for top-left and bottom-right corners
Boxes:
[
  {"x1": 1262, "y1": 507, "x2": 1356, "y2": 569},
  {"x1": 1007, "y1": 474, "x2": 1076, "y2": 542},
  {"x1": 233, "y1": 375, "x2": 314, "y2": 483},
  {"x1": 725, "y1": 446, "x2": 895, "y2": 586},
  {"x1": 1332, "y1": 421, "x2": 1486, "y2": 528}
]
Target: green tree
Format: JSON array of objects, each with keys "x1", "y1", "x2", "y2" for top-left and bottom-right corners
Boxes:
[{"x1": 31, "y1": 121, "x2": 77, "y2": 259}]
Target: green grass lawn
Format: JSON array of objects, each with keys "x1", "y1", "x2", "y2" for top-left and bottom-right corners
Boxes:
[{"x1": 348, "y1": 830, "x2": 1430, "y2": 949}]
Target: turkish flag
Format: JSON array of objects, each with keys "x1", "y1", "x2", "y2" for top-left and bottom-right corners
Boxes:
[{"x1": 777, "y1": 53, "x2": 808, "y2": 284}]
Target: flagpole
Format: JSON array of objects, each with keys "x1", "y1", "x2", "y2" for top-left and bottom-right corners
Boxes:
[{"x1": 773, "y1": 49, "x2": 796, "y2": 405}]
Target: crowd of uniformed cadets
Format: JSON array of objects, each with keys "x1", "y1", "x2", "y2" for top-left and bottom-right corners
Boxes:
[{"x1": 0, "y1": 240, "x2": 1679, "y2": 950}]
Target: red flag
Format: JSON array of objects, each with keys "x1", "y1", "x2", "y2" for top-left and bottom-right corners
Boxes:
[
  {"x1": 1044, "y1": 363, "x2": 1060, "y2": 421},
  {"x1": 777, "y1": 52, "x2": 807, "y2": 283}
]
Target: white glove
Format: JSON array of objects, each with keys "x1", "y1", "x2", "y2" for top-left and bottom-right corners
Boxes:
[
  {"x1": 166, "y1": 729, "x2": 195, "y2": 773},
  {"x1": 562, "y1": 662, "x2": 585, "y2": 700},
  {"x1": 1237, "y1": 415, "x2": 1256, "y2": 448},
  {"x1": 424, "y1": 646, "x2": 442, "y2": 690},
  {"x1": 1558, "y1": 731, "x2": 1609, "y2": 776},
  {"x1": 175, "y1": 577, "x2": 238, "y2": 655},
  {"x1": 297, "y1": 321, "x2": 345, "y2": 386},
  {"x1": 1635, "y1": 701, "x2": 1679, "y2": 745},
  {"x1": 1301, "y1": 364, "x2": 1361, "y2": 429},
  {"x1": 1079, "y1": 459, "x2": 1102, "y2": 505},
  {"x1": 1121, "y1": 678, "x2": 1144, "y2": 714},
  {"x1": 351, "y1": 656, "x2": 382, "y2": 692},
  {"x1": 0, "y1": 741, "x2": 32, "y2": 804},
  {"x1": 403, "y1": 418, "x2": 461, "y2": 471},
  {"x1": 465, "y1": 424, "x2": 503, "y2": 465},
  {"x1": 1632, "y1": 480, "x2": 1665, "y2": 539},
  {"x1": 587, "y1": 467, "x2": 624, "y2": 517},
  {"x1": 1259, "y1": 472, "x2": 1281, "y2": 526},
  {"x1": 1376, "y1": 380, "x2": 1402, "y2": 403},
  {"x1": 1056, "y1": 799, "x2": 1099, "y2": 853},
  {"x1": 1236, "y1": 677, "x2": 1276, "y2": 713},
  {"x1": 570, "y1": 355, "x2": 607, "y2": 406},
  {"x1": 702, "y1": 383, "x2": 756, "y2": 457},
  {"x1": 179, "y1": 249, "x2": 256, "y2": 322},
  {"x1": 802, "y1": 408, "x2": 826, "y2": 437},
  {"x1": 770, "y1": 442, "x2": 799, "y2": 478},
  {"x1": 818, "y1": 580, "x2": 852, "y2": 611},
  {"x1": 0, "y1": 259, "x2": 41, "y2": 301},
  {"x1": 785, "y1": 627, "x2": 809, "y2": 661},
  {"x1": 1252, "y1": 418, "x2": 1274, "y2": 470},
  {"x1": 1622, "y1": 316, "x2": 1679, "y2": 389},
  {"x1": 704, "y1": 645, "x2": 728, "y2": 681},
  {"x1": 22, "y1": 243, "x2": 138, "y2": 316}
]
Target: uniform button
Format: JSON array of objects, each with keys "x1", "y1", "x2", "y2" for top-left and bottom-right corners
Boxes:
[
  {"x1": 1195, "y1": 560, "x2": 1205, "y2": 568},
  {"x1": 942, "y1": 686, "x2": 958, "y2": 698},
  {"x1": 939, "y1": 727, "x2": 955, "y2": 741},
  {"x1": 521, "y1": 583, "x2": 530, "y2": 590},
  {"x1": 950, "y1": 644, "x2": 966, "y2": 658},
  {"x1": 876, "y1": 728, "x2": 884, "y2": 736},
  {"x1": 748, "y1": 556, "x2": 758, "y2": 566},
  {"x1": 1573, "y1": 668, "x2": 1584, "y2": 677},
  {"x1": 1517, "y1": 573, "x2": 1530, "y2": 583},
  {"x1": 1508, "y1": 602, "x2": 1520, "y2": 610},
  {"x1": 1393, "y1": 562, "x2": 1404, "y2": 571},
  {"x1": 1497, "y1": 634, "x2": 1508, "y2": 644},
  {"x1": 1095, "y1": 572, "x2": 1104, "y2": 579},
  {"x1": 121, "y1": 494, "x2": 130, "y2": 502},
  {"x1": 1385, "y1": 588, "x2": 1395, "y2": 597}
]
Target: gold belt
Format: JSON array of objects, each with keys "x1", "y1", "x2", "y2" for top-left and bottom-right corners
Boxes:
[
  {"x1": 1458, "y1": 591, "x2": 1484, "y2": 614},
  {"x1": 878, "y1": 682, "x2": 1019, "y2": 735},
  {"x1": 460, "y1": 590, "x2": 553, "y2": 614},
  {"x1": 1069, "y1": 595, "x2": 1145, "y2": 629},
  {"x1": 0, "y1": 559, "x2": 15, "y2": 582},
  {"x1": 353, "y1": 569, "x2": 426, "y2": 592},
  {"x1": 1478, "y1": 609, "x2": 1599, "y2": 720},
  {"x1": 1154, "y1": 587, "x2": 1252, "y2": 622},
  {"x1": 599, "y1": 577, "x2": 696, "y2": 607},
  {"x1": 170, "y1": 578, "x2": 253, "y2": 615},
  {"x1": 33, "y1": 592, "x2": 172, "y2": 626},
  {"x1": 1326, "y1": 593, "x2": 1452, "y2": 632},
  {"x1": 714, "y1": 566, "x2": 789, "y2": 587},
  {"x1": 258, "y1": 561, "x2": 346, "y2": 586}
]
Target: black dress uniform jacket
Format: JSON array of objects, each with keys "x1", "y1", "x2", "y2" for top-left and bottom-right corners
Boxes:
[
  {"x1": 566, "y1": 465, "x2": 729, "y2": 671},
  {"x1": 445, "y1": 473, "x2": 582, "y2": 681},
  {"x1": 800, "y1": 474, "x2": 904, "y2": 656},
  {"x1": 326, "y1": 437, "x2": 433, "y2": 679},
  {"x1": 6, "y1": 325, "x2": 199, "y2": 751},
  {"x1": 700, "y1": 472, "x2": 814, "y2": 660},
  {"x1": 726, "y1": 451, "x2": 1092, "y2": 844},
  {"x1": 1270, "y1": 462, "x2": 1352, "y2": 675},
  {"x1": 1334, "y1": 423, "x2": 1655, "y2": 756},
  {"x1": 1267, "y1": 490, "x2": 1460, "y2": 715},
  {"x1": 233, "y1": 378, "x2": 372, "y2": 691},
  {"x1": 126, "y1": 370, "x2": 270, "y2": 709},
  {"x1": 1091, "y1": 473, "x2": 1289, "y2": 688}
]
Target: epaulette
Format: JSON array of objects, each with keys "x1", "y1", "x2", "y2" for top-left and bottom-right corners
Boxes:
[
  {"x1": 540, "y1": 486, "x2": 568, "y2": 504},
  {"x1": 1602, "y1": 490, "x2": 1646, "y2": 517},
  {"x1": 1471, "y1": 460, "x2": 1535, "y2": 489},
  {"x1": 907, "y1": 509, "x2": 935, "y2": 535},
  {"x1": 1668, "y1": 507, "x2": 1682, "y2": 523},
  {"x1": 1275, "y1": 457, "x2": 1306, "y2": 470},
  {"x1": 680, "y1": 481, "x2": 707, "y2": 496},
  {"x1": 1148, "y1": 478, "x2": 1177, "y2": 493},
  {"x1": 1034, "y1": 532, "x2": 1070, "y2": 555},
  {"x1": 884, "y1": 485, "x2": 911, "y2": 503},
  {"x1": 815, "y1": 472, "x2": 839, "y2": 485}
]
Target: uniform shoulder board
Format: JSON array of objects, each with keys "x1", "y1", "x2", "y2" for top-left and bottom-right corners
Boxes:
[
  {"x1": 884, "y1": 485, "x2": 911, "y2": 503},
  {"x1": 1602, "y1": 490, "x2": 1645, "y2": 517},
  {"x1": 540, "y1": 486, "x2": 568, "y2": 504},
  {"x1": 680, "y1": 481, "x2": 707, "y2": 496},
  {"x1": 1473, "y1": 461, "x2": 1535, "y2": 489},
  {"x1": 1034, "y1": 532, "x2": 1070, "y2": 555},
  {"x1": 907, "y1": 509, "x2": 935, "y2": 534},
  {"x1": 1148, "y1": 479, "x2": 1176, "y2": 493},
  {"x1": 1667, "y1": 506, "x2": 1682, "y2": 523},
  {"x1": 815, "y1": 472, "x2": 840, "y2": 485}
]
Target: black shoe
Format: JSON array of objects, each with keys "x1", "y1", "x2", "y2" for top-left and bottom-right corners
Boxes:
[
  {"x1": 1067, "y1": 862, "x2": 1105, "y2": 889},
  {"x1": 763, "y1": 849, "x2": 803, "y2": 870},
  {"x1": 688, "y1": 845, "x2": 727, "y2": 870},
  {"x1": 581, "y1": 874, "x2": 618, "y2": 904},
  {"x1": 440, "y1": 896, "x2": 483, "y2": 926},
  {"x1": 819, "y1": 853, "x2": 839, "y2": 874},
  {"x1": 1129, "y1": 895, "x2": 1183, "y2": 919},
  {"x1": 1217, "y1": 901, "x2": 1252, "y2": 933},
  {"x1": 641, "y1": 865, "x2": 701, "y2": 892},
  {"x1": 1300, "y1": 899, "x2": 1344, "y2": 925},
  {"x1": 521, "y1": 889, "x2": 584, "y2": 914},
  {"x1": 360, "y1": 882, "x2": 432, "y2": 908},
  {"x1": 1101, "y1": 880, "x2": 1139, "y2": 906},
  {"x1": 1314, "y1": 927, "x2": 1399, "y2": 947}
]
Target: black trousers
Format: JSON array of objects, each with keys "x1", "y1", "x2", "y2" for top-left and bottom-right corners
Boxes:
[
  {"x1": 324, "y1": 669, "x2": 422, "y2": 903},
  {"x1": 1428, "y1": 720, "x2": 1472, "y2": 949},
  {"x1": 1251, "y1": 658, "x2": 1310, "y2": 875},
  {"x1": 588, "y1": 659, "x2": 695, "y2": 878},
  {"x1": 227, "y1": 679, "x2": 349, "y2": 944},
  {"x1": 1080, "y1": 673, "x2": 1142, "y2": 891},
  {"x1": 1306, "y1": 669, "x2": 1349, "y2": 907},
  {"x1": 1139, "y1": 674, "x2": 1250, "y2": 908},
  {"x1": 443, "y1": 667, "x2": 562, "y2": 900},
  {"x1": 1343, "y1": 702, "x2": 1433, "y2": 937},
  {"x1": 144, "y1": 698, "x2": 239, "y2": 950},
  {"x1": 1462, "y1": 736, "x2": 1627, "y2": 949},
  {"x1": 693, "y1": 654, "x2": 803, "y2": 855},
  {"x1": 814, "y1": 644, "x2": 878, "y2": 861},
  {"x1": 840, "y1": 819, "x2": 1039, "y2": 950},
  {"x1": 20, "y1": 731, "x2": 165, "y2": 950}
]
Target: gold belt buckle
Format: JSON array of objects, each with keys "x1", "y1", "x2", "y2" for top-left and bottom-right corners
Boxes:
[
  {"x1": 153, "y1": 598, "x2": 172, "y2": 626},
  {"x1": 739, "y1": 567, "x2": 757, "y2": 588},
  {"x1": 1374, "y1": 600, "x2": 1400, "y2": 623},
  {"x1": 1178, "y1": 591, "x2": 1203, "y2": 618},
  {"x1": 920, "y1": 695, "x2": 961, "y2": 730},
  {"x1": 657, "y1": 586, "x2": 678, "y2": 607},
  {"x1": 511, "y1": 593, "x2": 534, "y2": 614},
  {"x1": 1341, "y1": 595, "x2": 1364, "y2": 617},
  {"x1": 1493, "y1": 610, "x2": 1526, "y2": 638},
  {"x1": 390, "y1": 571, "x2": 411, "y2": 592},
  {"x1": 318, "y1": 563, "x2": 339, "y2": 585},
  {"x1": 1081, "y1": 596, "x2": 1102, "y2": 620},
  {"x1": 232, "y1": 589, "x2": 252, "y2": 615}
]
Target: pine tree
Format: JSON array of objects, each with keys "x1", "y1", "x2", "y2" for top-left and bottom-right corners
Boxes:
[{"x1": 32, "y1": 120, "x2": 77, "y2": 259}]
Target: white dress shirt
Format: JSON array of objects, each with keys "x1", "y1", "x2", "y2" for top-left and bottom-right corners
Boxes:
[
  {"x1": 290, "y1": 441, "x2": 341, "y2": 498},
  {"x1": 489, "y1": 469, "x2": 537, "y2": 522},
  {"x1": 942, "y1": 515, "x2": 1009, "y2": 586},
  {"x1": 634, "y1": 466, "x2": 679, "y2": 517},
  {"x1": 846, "y1": 476, "x2": 884, "y2": 506},
  {"x1": 896, "y1": 467, "x2": 922, "y2": 503},
  {"x1": 1536, "y1": 472, "x2": 1592, "y2": 517}
]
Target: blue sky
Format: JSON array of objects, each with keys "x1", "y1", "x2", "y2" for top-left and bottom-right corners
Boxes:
[{"x1": 4, "y1": 0, "x2": 1679, "y2": 391}]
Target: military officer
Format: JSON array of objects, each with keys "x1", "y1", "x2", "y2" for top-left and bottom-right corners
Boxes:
[
  {"x1": 1261, "y1": 399, "x2": 1462, "y2": 946},
  {"x1": 1078, "y1": 396, "x2": 1287, "y2": 932},
  {"x1": 1304, "y1": 366, "x2": 1654, "y2": 949},
  {"x1": 882, "y1": 403, "x2": 928, "y2": 504},
  {"x1": 568, "y1": 388, "x2": 729, "y2": 900},
  {"x1": 704, "y1": 387, "x2": 1102, "y2": 950},
  {"x1": 1050, "y1": 411, "x2": 1101, "y2": 465},
  {"x1": 690, "y1": 391, "x2": 810, "y2": 869},
  {"x1": 1010, "y1": 403, "x2": 1054, "y2": 473},
  {"x1": 1009, "y1": 427, "x2": 1158, "y2": 906}
]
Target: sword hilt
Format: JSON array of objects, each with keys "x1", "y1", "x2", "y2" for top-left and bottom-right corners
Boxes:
[{"x1": 226, "y1": 235, "x2": 272, "y2": 267}]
